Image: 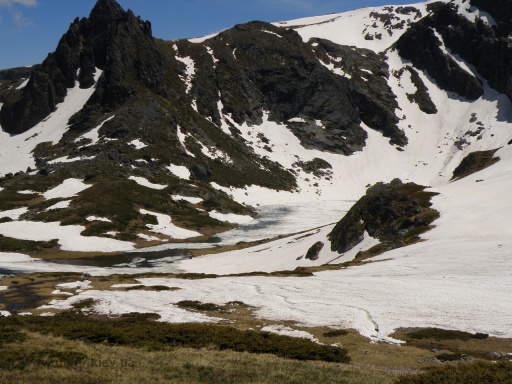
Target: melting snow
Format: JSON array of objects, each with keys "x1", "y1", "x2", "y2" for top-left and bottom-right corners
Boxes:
[
  {"x1": 129, "y1": 139, "x2": 148, "y2": 150},
  {"x1": 172, "y1": 195, "x2": 203, "y2": 204},
  {"x1": 167, "y1": 164, "x2": 191, "y2": 180},
  {"x1": 0, "y1": 207, "x2": 28, "y2": 220},
  {"x1": 75, "y1": 115, "x2": 115, "y2": 145},
  {"x1": 0, "y1": 221, "x2": 134, "y2": 252},
  {"x1": 140, "y1": 209, "x2": 201, "y2": 239},
  {"x1": 128, "y1": 176, "x2": 167, "y2": 190},
  {"x1": 261, "y1": 325, "x2": 319, "y2": 342},
  {"x1": 43, "y1": 179, "x2": 90, "y2": 200}
]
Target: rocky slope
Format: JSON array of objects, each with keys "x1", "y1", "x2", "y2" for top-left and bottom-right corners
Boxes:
[{"x1": 0, "y1": 0, "x2": 512, "y2": 256}]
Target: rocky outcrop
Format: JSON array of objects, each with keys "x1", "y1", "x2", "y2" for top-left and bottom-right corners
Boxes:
[
  {"x1": 305, "y1": 241, "x2": 324, "y2": 261},
  {"x1": 394, "y1": 19, "x2": 484, "y2": 100},
  {"x1": 469, "y1": 0, "x2": 512, "y2": 34},
  {"x1": 426, "y1": 2, "x2": 512, "y2": 104},
  {"x1": 397, "y1": 66, "x2": 438, "y2": 114},
  {"x1": 328, "y1": 179, "x2": 439, "y2": 254},
  {"x1": 1, "y1": 0, "x2": 169, "y2": 134},
  {"x1": 451, "y1": 149, "x2": 501, "y2": 181},
  {"x1": 176, "y1": 21, "x2": 405, "y2": 155},
  {"x1": 396, "y1": 1, "x2": 512, "y2": 106}
]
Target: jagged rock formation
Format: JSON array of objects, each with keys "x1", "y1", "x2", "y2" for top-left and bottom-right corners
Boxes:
[
  {"x1": 328, "y1": 179, "x2": 439, "y2": 254},
  {"x1": 1, "y1": 0, "x2": 168, "y2": 135}
]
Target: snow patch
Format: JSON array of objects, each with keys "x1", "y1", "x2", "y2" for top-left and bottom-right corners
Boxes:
[
  {"x1": 75, "y1": 115, "x2": 115, "y2": 145},
  {"x1": 129, "y1": 139, "x2": 147, "y2": 150},
  {"x1": 177, "y1": 125, "x2": 195, "y2": 157},
  {"x1": 46, "y1": 200, "x2": 71, "y2": 210},
  {"x1": 48, "y1": 155, "x2": 96, "y2": 164},
  {"x1": 140, "y1": 209, "x2": 201, "y2": 239},
  {"x1": 172, "y1": 195, "x2": 203, "y2": 204},
  {"x1": 16, "y1": 78, "x2": 29, "y2": 90},
  {"x1": 128, "y1": 176, "x2": 167, "y2": 190},
  {"x1": 86, "y1": 216, "x2": 111, "y2": 223},
  {"x1": 175, "y1": 52, "x2": 196, "y2": 94},
  {"x1": 167, "y1": 164, "x2": 191, "y2": 180},
  {"x1": 261, "y1": 325, "x2": 319, "y2": 342},
  {"x1": 43, "y1": 179, "x2": 90, "y2": 200},
  {"x1": 0, "y1": 207, "x2": 28, "y2": 220},
  {"x1": 0, "y1": 221, "x2": 134, "y2": 252}
]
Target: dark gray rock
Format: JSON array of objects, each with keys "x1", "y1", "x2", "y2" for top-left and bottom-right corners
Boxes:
[
  {"x1": 328, "y1": 180, "x2": 439, "y2": 254},
  {"x1": 305, "y1": 241, "x2": 324, "y2": 261},
  {"x1": 394, "y1": 18, "x2": 484, "y2": 100}
]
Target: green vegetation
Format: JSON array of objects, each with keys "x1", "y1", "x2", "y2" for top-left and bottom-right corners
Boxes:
[
  {"x1": 0, "y1": 349, "x2": 87, "y2": 371},
  {"x1": 0, "y1": 313, "x2": 350, "y2": 363},
  {"x1": 435, "y1": 353, "x2": 464, "y2": 362},
  {"x1": 0, "y1": 330, "x2": 396, "y2": 384},
  {"x1": 406, "y1": 328, "x2": 489, "y2": 342},
  {"x1": 0, "y1": 326, "x2": 27, "y2": 346},
  {"x1": 323, "y1": 329, "x2": 349, "y2": 338},
  {"x1": 395, "y1": 362, "x2": 512, "y2": 384},
  {"x1": 0, "y1": 236, "x2": 58, "y2": 252},
  {"x1": 176, "y1": 300, "x2": 226, "y2": 312}
]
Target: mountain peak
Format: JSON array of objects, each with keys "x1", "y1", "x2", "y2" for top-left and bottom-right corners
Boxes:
[{"x1": 89, "y1": 0, "x2": 125, "y2": 24}]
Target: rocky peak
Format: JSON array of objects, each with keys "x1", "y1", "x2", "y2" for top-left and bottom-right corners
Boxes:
[
  {"x1": 89, "y1": 0, "x2": 125, "y2": 23},
  {"x1": 0, "y1": 0, "x2": 162, "y2": 135}
]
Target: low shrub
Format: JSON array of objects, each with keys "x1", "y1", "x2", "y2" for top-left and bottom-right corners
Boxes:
[
  {"x1": 406, "y1": 328, "x2": 487, "y2": 341},
  {"x1": 176, "y1": 300, "x2": 225, "y2": 312},
  {"x1": 0, "y1": 349, "x2": 87, "y2": 371},
  {"x1": 395, "y1": 362, "x2": 512, "y2": 384},
  {"x1": 0, "y1": 313, "x2": 350, "y2": 363},
  {"x1": 0, "y1": 326, "x2": 27, "y2": 345},
  {"x1": 436, "y1": 353, "x2": 463, "y2": 362},
  {"x1": 323, "y1": 329, "x2": 349, "y2": 338}
]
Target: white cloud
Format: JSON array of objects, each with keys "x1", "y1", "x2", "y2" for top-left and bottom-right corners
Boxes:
[
  {"x1": 0, "y1": 0, "x2": 37, "y2": 27},
  {"x1": 0, "y1": 0, "x2": 37, "y2": 6}
]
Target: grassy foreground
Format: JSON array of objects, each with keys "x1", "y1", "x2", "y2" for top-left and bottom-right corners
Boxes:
[
  {"x1": 0, "y1": 314, "x2": 400, "y2": 384},
  {"x1": 1, "y1": 313, "x2": 511, "y2": 383}
]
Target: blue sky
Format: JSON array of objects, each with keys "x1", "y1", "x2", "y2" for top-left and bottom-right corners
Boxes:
[{"x1": 0, "y1": 0, "x2": 414, "y2": 70}]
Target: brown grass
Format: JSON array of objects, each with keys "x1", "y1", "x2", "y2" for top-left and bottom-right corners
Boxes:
[{"x1": 0, "y1": 331, "x2": 401, "y2": 384}]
